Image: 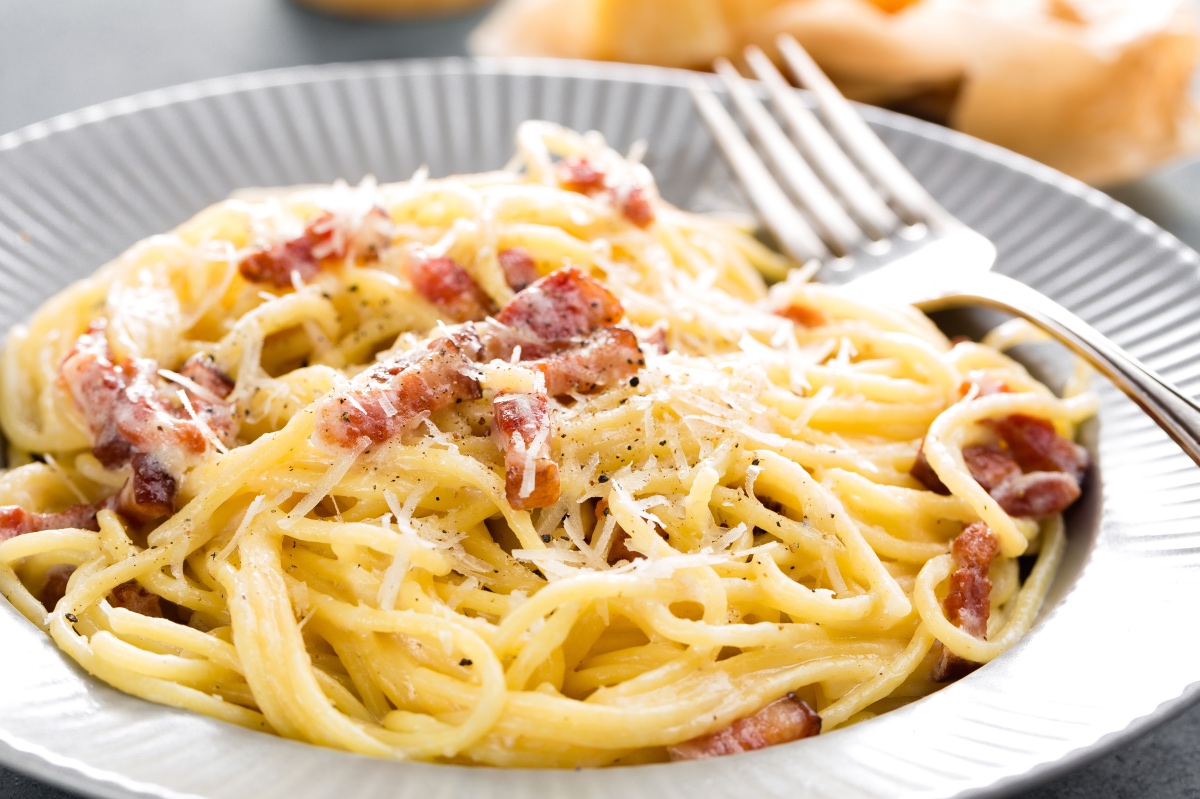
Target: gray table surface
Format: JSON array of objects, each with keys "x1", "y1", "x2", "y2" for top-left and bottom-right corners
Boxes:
[{"x1": 2, "y1": 1, "x2": 1199, "y2": 797}]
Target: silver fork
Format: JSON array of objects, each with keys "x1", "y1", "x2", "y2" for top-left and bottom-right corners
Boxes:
[{"x1": 690, "y1": 34, "x2": 1200, "y2": 468}]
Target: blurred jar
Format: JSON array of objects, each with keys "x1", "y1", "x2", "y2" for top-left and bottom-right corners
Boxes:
[{"x1": 292, "y1": 0, "x2": 493, "y2": 19}]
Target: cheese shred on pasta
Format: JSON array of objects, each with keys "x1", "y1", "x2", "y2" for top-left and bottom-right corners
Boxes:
[{"x1": 0, "y1": 122, "x2": 1095, "y2": 767}]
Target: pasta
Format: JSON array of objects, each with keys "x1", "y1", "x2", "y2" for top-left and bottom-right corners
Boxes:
[{"x1": 0, "y1": 121, "x2": 1095, "y2": 767}]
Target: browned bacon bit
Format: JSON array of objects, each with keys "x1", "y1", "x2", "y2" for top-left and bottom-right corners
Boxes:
[
  {"x1": 498, "y1": 247, "x2": 541, "y2": 294},
  {"x1": 314, "y1": 336, "x2": 482, "y2": 450},
  {"x1": 116, "y1": 454, "x2": 178, "y2": 523},
  {"x1": 38, "y1": 564, "x2": 75, "y2": 610},
  {"x1": 239, "y1": 232, "x2": 319, "y2": 287},
  {"x1": 914, "y1": 444, "x2": 1020, "y2": 495},
  {"x1": 492, "y1": 388, "x2": 560, "y2": 510},
  {"x1": 59, "y1": 321, "x2": 210, "y2": 470},
  {"x1": 238, "y1": 212, "x2": 328, "y2": 287},
  {"x1": 620, "y1": 187, "x2": 655, "y2": 228},
  {"x1": 962, "y1": 445, "x2": 1022, "y2": 492},
  {"x1": 914, "y1": 436, "x2": 1081, "y2": 519},
  {"x1": 179, "y1": 354, "x2": 234, "y2": 400},
  {"x1": 989, "y1": 471, "x2": 1081, "y2": 518},
  {"x1": 178, "y1": 354, "x2": 236, "y2": 443},
  {"x1": 641, "y1": 326, "x2": 669, "y2": 355},
  {"x1": 777, "y1": 303, "x2": 828, "y2": 329},
  {"x1": 0, "y1": 496, "x2": 115, "y2": 542},
  {"x1": 239, "y1": 207, "x2": 392, "y2": 288},
  {"x1": 406, "y1": 255, "x2": 496, "y2": 323},
  {"x1": 529, "y1": 326, "x2": 644, "y2": 397},
  {"x1": 607, "y1": 531, "x2": 637, "y2": 564},
  {"x1": 667, "y1": 694, "x2": 821, "y2": 761},
  {"x1": 932, "y1": 522, "x2": 998, "y2": 682},
  {"x1": 910, "y1": 439, "x2": 949, "y2": 494},
  {"x1": 556, "y1": 156, "x2": 607, "y2": 195},
  {"x1": 989, "y1": 414, "x2": 1089, "y2": 483},
  {"x1": 495, "y1": 267, "x2": 625, "y2": 342},
  {"x1": 109, "y1": 581, "x2": 163, "y2": 617},
  {"x1": 331, "y1": 206, "x2": 393, "y2": 261}
]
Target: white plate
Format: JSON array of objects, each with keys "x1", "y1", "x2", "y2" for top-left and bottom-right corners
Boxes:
[{"x1": 0, "y1": 58, "x2": 1198, "y2": 799}]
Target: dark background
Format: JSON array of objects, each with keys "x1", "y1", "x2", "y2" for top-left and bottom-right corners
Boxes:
[{"x1": 1, "y1": 2, "x2": 1199, "y2": 798}]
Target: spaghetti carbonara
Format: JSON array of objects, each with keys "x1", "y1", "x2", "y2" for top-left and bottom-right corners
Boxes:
[{"x1": 0, "y1": 122, "x2": 1095, "y2": 766}]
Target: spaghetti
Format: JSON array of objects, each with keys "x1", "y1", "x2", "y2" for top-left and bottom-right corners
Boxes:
[{"x1": 0, "y1": 122, "x2": 1095, "y2": 766}]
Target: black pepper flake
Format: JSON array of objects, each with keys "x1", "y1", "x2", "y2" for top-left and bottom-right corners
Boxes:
[
  {"x1": 629, "y1": 376, "x2": 640, "y2": 387},
  {"x1": 64, "y1": 613, "x2": 78, "y2": 623},
  {"x1": 459, "y1": 658, "x2": 473, "y2": 667},
  {"x1": 659, "y1": 440, "x2": 667, "y2": 446},
  {"x1": 752, "y1": 459, "x2": 760, "y2": 466},
  {"x1": 541, "y1": 533, "x2": 552, "y2": 543},
  {"x1": 598, "y1": 475, "x2": 609, "y2": 483}
]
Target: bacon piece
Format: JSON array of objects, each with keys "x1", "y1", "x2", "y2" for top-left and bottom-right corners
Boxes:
[
  {"x1": 178, "y1": 354, "x2": 236, "y2": 443},
  {"x1": 556, "y1": 157, "x2": 654, "y2": 226},
  {"x1": 239, "y1": 234, "x2": 320, "y2": 288},
  {"x1": 406, "y1": 255, "x2": 495, "y2": 323},
  {"x1": 314, "y1": 336, "x2": 482, "y2": 449},
  {"x1": 989, "y1": 471, "x2": 1081, "y2": 518},
  {"x1": 989, "y1": 414, "x2": 1089, "y2": 483},
  {"x1": 495, "y1": 267, "x2": 625, "y2": 342},
  {"x1": 932, "y1": 522, "x2": 998, "y2": 682},
  {"x1": 323, "y1": 206, "x2": 392, "y2": 261},
  {"x1": 0, "y1": 496, "x2": 114, "y2": 541},
  {"x1": 777, "y1": 303, "x2": 828, "y2": 329},
  {"x1": 116, "y1": 454, "x2": 178, "y2": 523},
  {"x1": 38, "y1": 564, "x2": 75, "y2": 610},
  {"x1": 54, "y1": 328, "x2": 235, "y2": 530},
  {"x1": 914, "y1": 443, "x2": 1023, "y2": 495},
  {"x1": 911, "y1": 439, "x2": 949, "y2": 494},
  {"x1": 60, "y1": 322, "x2": 137, "y2": 467},
  {"x1": 112, "y1": 361, "x2": 208, "y2": 462},
  {"x1": 556, "y1": 156, "x2": 607, "y2": 195},
  {"x1": 962, "y1": 445, "x2": 1022, "y2": 492},
  {"x1": 914, "y1": 438, "x2": 1083, "y2": 519},
  {"x1": 529, "y1": 327, "x2": 644, "y2": 397},
  {"x1": 641, "y1": 326, "x2": 669, "y2": 356},
  {"x1": 606, "y1": 530, "x2": 637, "y2": 564},
  {"x1": 620, "y1": 187, "x2": 655, "y2": 228},
  {"x1": 59, "y1": 322, "x2": 210, "y2": 470},
  {"x1": 498, "y1": 247, "x2": 541, "y2": 294},
  {"x1": 492, "y1": 387, "x2": 559, "y2": 510},
  {"x1": 109, "y1": 581, "x2": 163, "y2": 617},
  {"x1": 667, "y1": 694, "x2": 821, "y2": 761},
  {"x1": 179, "y1": 355, "x2": 234, "y2": 401},
  {"x1": 239, "y1": 208, "x2": 392, "y2": 288}
]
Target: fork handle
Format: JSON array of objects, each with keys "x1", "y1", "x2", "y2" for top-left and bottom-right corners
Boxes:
[{"x1": 920, "y1": 270, "x2": 1200, "y2": 467}]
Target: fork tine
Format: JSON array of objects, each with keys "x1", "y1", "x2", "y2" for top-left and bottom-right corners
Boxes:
[
  {"x1": 743, "y1": 46, "x2": 899, "y2": 240},
  {"x1": 713, "y1": 58, "x2": 863, "y2": 256},
  {"x1": 775, "y1": 35, "x2": 948, "y2": 229},
  {"x1": 689, "y1": 79, "x2": 830, "y2": 268}
]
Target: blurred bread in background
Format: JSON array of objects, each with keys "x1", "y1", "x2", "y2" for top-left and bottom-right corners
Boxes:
[{"x1": 471, "y1": 0, "x2": 1200, "y2": 185}]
